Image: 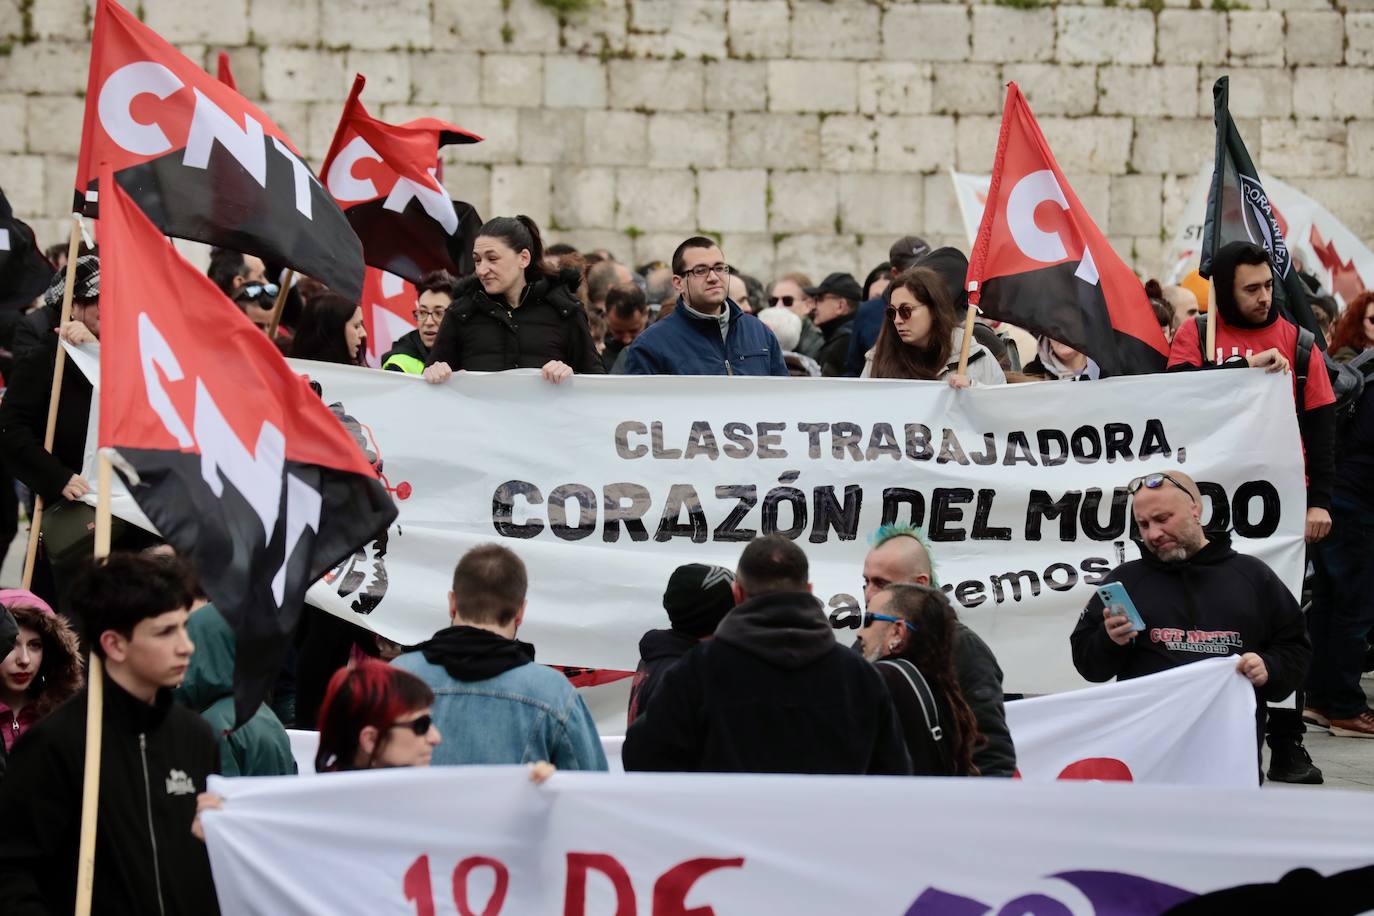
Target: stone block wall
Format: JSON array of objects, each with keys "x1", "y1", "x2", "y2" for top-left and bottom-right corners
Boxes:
[{"x1": 2, "y1": 0, "x2": 1372, "y2": 285}]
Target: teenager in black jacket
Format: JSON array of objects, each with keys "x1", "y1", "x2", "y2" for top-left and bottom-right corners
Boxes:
[
  {"x1": 423, "y1": 215, "x2": 603, "y2": 383},
  {"x1": 0, "y1": 554, "x2": 220, "y2": 916}
]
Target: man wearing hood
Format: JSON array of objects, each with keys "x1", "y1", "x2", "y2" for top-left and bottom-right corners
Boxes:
[
  {"x1": 392, "y1": 544, "x2": 607, "y2": 770},
  {"x1": 626, "y1": 564, "x2": 736, "y2": 724},
  {"x1": 1165, "y1": 241, "x2": 1333, "y2": 784},
  {"x1": 622, "y1": 536, "x2": 912, "y2": 775},
  {"x1": 1166, "y1": 240, "x2": 1335, "y2": 545},
  {"x1": 1069, "y1": 470, "x2": 1311, "y2": 783}
]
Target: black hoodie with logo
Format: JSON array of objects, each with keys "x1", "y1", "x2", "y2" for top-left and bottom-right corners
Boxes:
[
  {"x1": 0, "y1": 675, "x2": 220, "y2": 915},
  {"x1": 1069, "y1": 532, "x2": 1311, "y2": 704},
  {"x1": 622, "y1": 592, "x2": 912, "y2": 775}
]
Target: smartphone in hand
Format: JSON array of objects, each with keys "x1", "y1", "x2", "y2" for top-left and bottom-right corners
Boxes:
[{"x1": 1096, "y1": 582, "x2": 1146, "y2": 633}]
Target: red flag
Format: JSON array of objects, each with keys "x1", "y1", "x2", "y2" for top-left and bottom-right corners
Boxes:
[
  {"x1": 360, "y1": 267, "x2": 417, "y2": 368},
  {"x1": 967, "y1": 83, "x2": 1167, "y2": 375},
  {"x1": 215, "y1": 50, "x2": 237, "y2": 91},
  {"x1": 96, "y1": 165, "x2": 396, "y2": 725},
  {"x1": 76, "y1": 0, "x2": 364, "y2": 301},
  {"x1": 321, "y1": 75, "x2": 484, "y2": 282}
]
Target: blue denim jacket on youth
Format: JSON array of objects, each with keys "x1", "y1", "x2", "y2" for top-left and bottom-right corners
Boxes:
[
  {"x1": 392, "y1": 651, "x2": 609, "y2": 771},
  {"x1": 621, "y1": 298, "x2": 789, "y2": 376}
]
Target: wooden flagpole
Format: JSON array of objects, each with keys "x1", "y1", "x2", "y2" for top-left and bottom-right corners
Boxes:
[
  {"x1": 20, "y1": 215, "x2": 84, "y2": 590},
  {"x1": 956, "y1": 282, "x2": 979, "y2": 376},
  {"x1": 265, "y1": 269, "x2": 295, "y2": 339},
  {"x1": 74, "y1": 452, "x2": 113, "y2": 916}
]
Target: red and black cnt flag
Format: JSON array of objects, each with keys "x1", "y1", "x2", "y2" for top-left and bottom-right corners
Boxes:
[
  {"x1": 96, "y1": 165, "x2": 396, "y2": 727},
  {"x1": 75, "y1": 0, "x2": 364, "y2": 301},
  {"x1": 0, "y1": 187, "x2": 54, "y2": 311},
  {"x1": 967, "y1": 83, "x2": 1168, "y2": 376},
  {"x1": 1200, "y1": 76, "x2": 1325, "y2": 349},
  {"x1": 322, "y1": 75, "x2": 485, "y2": 283}
]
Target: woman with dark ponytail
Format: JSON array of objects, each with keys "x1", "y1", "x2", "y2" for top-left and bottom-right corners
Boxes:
[{"x1": 423, "y1": 215, "x2": 604, "y2": 384}]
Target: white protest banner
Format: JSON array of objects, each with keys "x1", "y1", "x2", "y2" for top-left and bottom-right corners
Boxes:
[
  {"x1": 203, "y1": 767, "x2": 1374, "y2": 915},
  {"x1": 1163, "y1": 166, "x2": 1374, "y2": 305},
  {"x1": 68, "y1": 345, "x2": 1305, "y2": 693},
  {"x1": 587, "y1": 658, "x2": 1259, "y2": 785},
  {"x1": 1002, "y1": 656, "x2": 1257, "y2": 785}
]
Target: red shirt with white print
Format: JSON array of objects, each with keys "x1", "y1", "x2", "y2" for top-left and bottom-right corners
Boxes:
[{"x1": 1168, "y1": 316, "x2": 1335, "y2": 412}]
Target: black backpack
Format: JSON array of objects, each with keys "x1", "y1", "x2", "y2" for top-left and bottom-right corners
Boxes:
[{"x1": 1193, "y1": 314, "x2": 1366, "y2": 421}]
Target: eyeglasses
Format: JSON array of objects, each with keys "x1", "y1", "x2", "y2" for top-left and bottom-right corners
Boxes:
[
  {"x1": 1127, "y1": 473, "x2": 1195, "y2": 504},
  {"x1": 679, "y1": 263, "x2": 730, "y2": 280},
  {"x1": 886, "y1": 303, "x2": 924, "y2": 322},
  {"x1": 387, "y1": 714, "x2": 432, "y2": 736},
  {"x1": 768, "y1": 295, "x2": 795, "y2": 308},
  {"x1": 860, "y1": 611, "x2": 918, "y2": 634},
  {"x1": 413, "y1": 308, "x2": 446, "y2": 322},
  {"x1": 240, "y1": 282, "x2": 280, "y2": 300}
]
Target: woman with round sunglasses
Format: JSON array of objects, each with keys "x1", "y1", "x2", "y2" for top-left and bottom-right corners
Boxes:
[
  {"x1": 861, "y1": 267, "x2": 1006, "y2": 388},
  {"x1": 855, "y1": 584, "x2": 982, "y2": 776}
]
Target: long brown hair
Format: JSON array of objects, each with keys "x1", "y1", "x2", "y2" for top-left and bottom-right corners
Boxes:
[
  {"x1": 882, "y1": 584, "x2": 982, "y2": 776},
  {"x1": 1330, "y1": 290, "x2": 1374, "y2": 355},
  {"x1": 869, "y1": 267, "x2": 956, "y2": 379}
]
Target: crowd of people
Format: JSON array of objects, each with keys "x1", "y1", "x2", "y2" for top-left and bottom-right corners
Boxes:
[{"x1": 0, "y1": 209, "x2": 1371, "y2": 912}]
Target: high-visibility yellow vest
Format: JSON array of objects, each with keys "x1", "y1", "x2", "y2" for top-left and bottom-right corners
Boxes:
[{"x1": 382, "y1": 352, "x2": 425, "y2": 375}]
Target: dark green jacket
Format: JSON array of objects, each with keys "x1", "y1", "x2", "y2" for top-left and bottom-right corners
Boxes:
[{"x1": 175, "y1": 605, "x2": 296, "y2": 777}]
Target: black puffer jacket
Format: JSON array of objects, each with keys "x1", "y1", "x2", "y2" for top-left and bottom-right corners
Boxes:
[{"x1": 427, "y1": 269, "x2": 604, "y2": 374}]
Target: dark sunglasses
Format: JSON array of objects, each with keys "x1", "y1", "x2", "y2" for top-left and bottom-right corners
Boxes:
[
  {"x1": 768, "y1": 295, "x2": 795, "y2": 308},
  {"x1": 886, "y1": 303, "x2": 922, "y2": 322},
  {"x1": 388, "y1": 714, "x2": 432, "y2": 736},
  {"x1": 1127, "y1": 473, "x2": 1195, "y2": 504},
  {"x1": 240, "y1": 282, "x2": 280, "y2": 300},
  {"x1": 860, "y1": 611, "x2": 918, "y2": 634}
]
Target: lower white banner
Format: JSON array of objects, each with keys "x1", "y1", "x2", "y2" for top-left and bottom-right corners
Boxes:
[
  {"x1": 288, "y1": 659, "x2": 1260, "y2": 787},
  {"x1": 202, "y1": 765, "x2": 1374, "y2": 915},
  {"x1": 67, "y1": 345, "x2": 1306, "y2": 693}
]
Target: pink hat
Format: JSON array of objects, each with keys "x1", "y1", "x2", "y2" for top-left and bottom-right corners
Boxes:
[{"x1": 0, "y1": 589, "x2": 56, "y2": 617}]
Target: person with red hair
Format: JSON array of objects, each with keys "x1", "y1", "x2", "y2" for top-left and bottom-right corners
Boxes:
[
  {"x1": 1329, "y1": 291, "x2": 1374, "y2": 363},
  {"x1": 315, "y1": 659, "x2": 440, "y2": 772}
]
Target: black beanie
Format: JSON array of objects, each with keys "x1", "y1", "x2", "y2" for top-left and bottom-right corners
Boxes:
[{"x1": 662, "y1": 564, "x2": 735, "y2": 638}]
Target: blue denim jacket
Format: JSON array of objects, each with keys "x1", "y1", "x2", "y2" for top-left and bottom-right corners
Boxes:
[{"x1": 392, "y1": 652, "x2": 608, "y2": 771}]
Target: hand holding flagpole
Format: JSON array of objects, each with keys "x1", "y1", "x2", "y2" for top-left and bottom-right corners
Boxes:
[{"x1": 20, "y1": 214, "x2": 84, "y2": 590}]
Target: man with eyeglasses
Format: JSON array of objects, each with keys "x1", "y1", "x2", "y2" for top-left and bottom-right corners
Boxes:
[
  {"x1": 1070, "y1": 470, "x2": 1312, "y2": 783},
  {"x1": 381, "y1": 271, "x2": 455, "y2": 375},
  {"x1": 858, "y1": 525, "x2": 1016, "y2": 777},
  {"x1": 621, "y1": 237, "x2": 787, "y2": 376}
]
